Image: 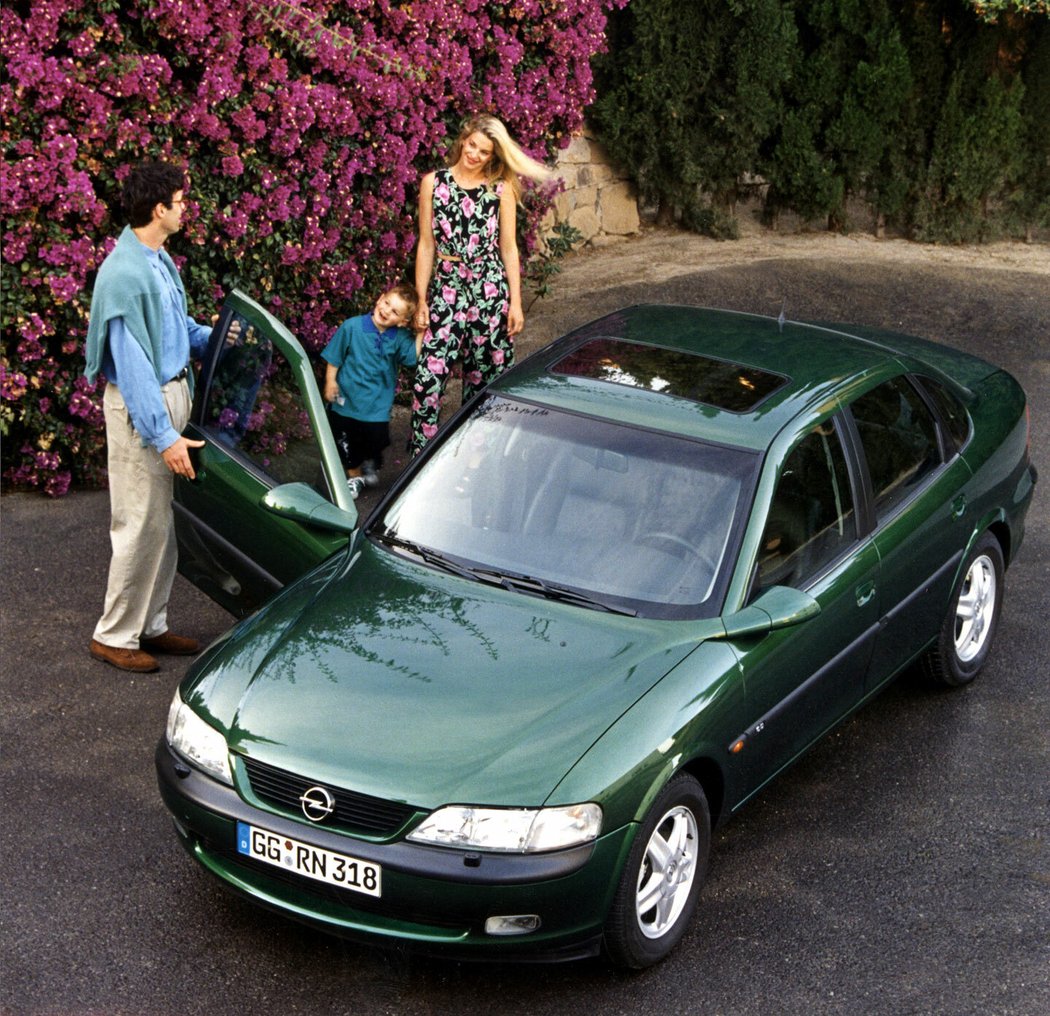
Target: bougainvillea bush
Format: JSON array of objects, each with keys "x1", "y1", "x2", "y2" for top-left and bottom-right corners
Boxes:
[{"x1": 1, "y1": 0, "x2": 623, "y2": 495}]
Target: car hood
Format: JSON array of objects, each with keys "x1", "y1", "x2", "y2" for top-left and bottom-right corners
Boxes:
[{"x1": 218, "y1": 542, "x2": 706, "y2": 810}]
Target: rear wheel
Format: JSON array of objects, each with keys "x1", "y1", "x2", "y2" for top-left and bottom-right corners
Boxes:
[
  {"x1": 603, "y1": 773, "x2": 710, "y2": 969},
  {"x1": 922, "y1": 532, "x2": 1004, "y2": 688}
]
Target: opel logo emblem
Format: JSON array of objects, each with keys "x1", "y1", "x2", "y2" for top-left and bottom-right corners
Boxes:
[{"x1": 299, "y1": 785, "x2": 336, "y2": 822}]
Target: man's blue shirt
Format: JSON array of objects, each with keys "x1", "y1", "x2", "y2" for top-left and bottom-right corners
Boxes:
[{"x1": 101, "y1": 242, "x2": 211, "y2": 452}]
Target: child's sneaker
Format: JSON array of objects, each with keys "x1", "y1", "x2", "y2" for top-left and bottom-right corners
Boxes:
[
  {"x1": 347, "y1": 476, "x2": 366, "y2": 499},
  {"x1": 361, "y1": 459, "x2": 379, "y2": 486}
]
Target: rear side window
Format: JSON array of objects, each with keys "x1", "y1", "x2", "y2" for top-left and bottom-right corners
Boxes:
[
  {"x1": 916, "y1": 376, "x2": 971, "y2": 452},
  {"x1": 850, "y1": 376, "x2": 941, "y2": 518},
  {"x1": 755, "y1": 422, "x2": 856, "y2": 593}
]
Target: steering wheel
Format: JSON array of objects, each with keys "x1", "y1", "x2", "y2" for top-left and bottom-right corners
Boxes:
[
  {"x1": 641, "y1": 531, "x2": 718, "y2": 576},
  {"x1": 642, "y1": 531, "x2": 700, "y2": 556}
]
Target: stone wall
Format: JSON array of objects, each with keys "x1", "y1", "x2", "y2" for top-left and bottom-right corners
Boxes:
[{"x1": 550, "y1": 130, "x2": 640, "y2": 246}]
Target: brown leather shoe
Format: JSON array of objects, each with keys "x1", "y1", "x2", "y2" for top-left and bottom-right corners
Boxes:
[
  {"x1": 140, "y1": 631, "x2": 201, "y2": 656},
  {"x1": 90, "y1": 639, "x2": 159, "y2": 673}
]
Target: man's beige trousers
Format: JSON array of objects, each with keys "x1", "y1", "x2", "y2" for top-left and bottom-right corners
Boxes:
[{"x1": 93, "y1": 377, "x2": 191, "y2": 649}]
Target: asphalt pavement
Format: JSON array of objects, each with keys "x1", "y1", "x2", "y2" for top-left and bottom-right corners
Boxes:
[{"x1": 2, "y1": 235, "x2": 1048, "y2": 1016}]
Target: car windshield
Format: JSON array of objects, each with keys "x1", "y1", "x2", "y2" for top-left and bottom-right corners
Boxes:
[{"x1": 373, "y1": 395, "x2": 759, "y2": 618}]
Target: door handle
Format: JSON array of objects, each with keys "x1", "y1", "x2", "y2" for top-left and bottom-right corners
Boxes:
[
  {"x1": 856, "y1": 580, "x2": 876, "y2": 607},
  {"x1": 951, "y1": 495, "x2": 966, "y2": 520},
  {"x1": 188, "y1": 445, "x2": 206, "y2": 483}
]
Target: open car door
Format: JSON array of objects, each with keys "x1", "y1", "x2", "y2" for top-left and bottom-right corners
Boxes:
[{"x1": 174, "y1": 290, "x2": 357, "y2": 617}]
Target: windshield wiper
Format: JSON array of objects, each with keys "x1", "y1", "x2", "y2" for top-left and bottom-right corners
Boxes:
[
  {"x1": 373, "y1": 535, "x2": 637, "y2": 616},
  {"x1": 371, "y1": 532, "x2": 480, "y2": 582},
  {"x1": 471, "y1": 568, "x2": 638, "y2": 616}
]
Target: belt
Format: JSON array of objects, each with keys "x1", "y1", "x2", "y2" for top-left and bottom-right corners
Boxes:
[
  {"x1": 437, "y1": 251, "x2": 496, "y2": 264},
  {"x1": 167, "y1": 366, "x2": 189, "y2": 384}
]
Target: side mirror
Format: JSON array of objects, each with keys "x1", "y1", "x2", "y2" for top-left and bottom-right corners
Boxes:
[
  {"x1": 720, "y1": 585, "x2": 820, "y2": 638},
  {"x1": 262, "y1": 482, "x2": 358, "y2": 535}
]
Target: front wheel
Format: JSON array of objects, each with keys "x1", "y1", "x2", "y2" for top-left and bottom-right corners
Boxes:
[
  {"x1": 922, "y1": 531, "x2": 1004, "y2": 688},
  {"x1": 603, "y1": 773, "x2": 710, "y2": 969}
]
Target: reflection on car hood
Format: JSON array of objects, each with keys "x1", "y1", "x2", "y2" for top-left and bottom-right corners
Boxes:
[{"x1": 224, "y1": 542, "x2": 705, "y2": 809}]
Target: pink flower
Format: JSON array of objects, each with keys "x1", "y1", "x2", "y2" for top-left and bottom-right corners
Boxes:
[{"x1": 43, "y1": 471, "x2": 71, "y2": 498}]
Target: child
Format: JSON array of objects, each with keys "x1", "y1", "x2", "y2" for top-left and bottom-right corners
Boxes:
[{"x1": 322, "y1": 283, "x2": 420, "y2": 498}]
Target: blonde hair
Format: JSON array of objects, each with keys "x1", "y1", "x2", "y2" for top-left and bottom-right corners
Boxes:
[
  {"x1": 382, "y1": 282, "x2": 419, "y2": 322},
  {"x1": 447, "y1": 114, "x2": 551, "y2": 203}
]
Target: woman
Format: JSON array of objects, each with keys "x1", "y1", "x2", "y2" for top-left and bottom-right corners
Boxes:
[{"x1": 410, "y1": 114, "x2": 550, "y2": 453}]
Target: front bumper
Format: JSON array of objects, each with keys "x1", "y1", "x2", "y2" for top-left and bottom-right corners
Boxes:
[{"x1": 156, "y1": 742, "x2": 634, "y2": 961}]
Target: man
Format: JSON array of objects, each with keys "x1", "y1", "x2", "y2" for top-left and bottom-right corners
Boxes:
[{"x1": 84, "y1": 160, "x2": 212, "y2": 672}]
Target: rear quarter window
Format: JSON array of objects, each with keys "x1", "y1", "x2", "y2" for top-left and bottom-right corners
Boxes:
[{"x1": 915, "y1": 375, "x2": 972, "y2": 452}]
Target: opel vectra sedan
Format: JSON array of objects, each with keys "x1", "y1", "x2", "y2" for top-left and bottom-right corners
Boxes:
[{"x1": 158, "y1": 293, "x2": 1035, "y2": 967}]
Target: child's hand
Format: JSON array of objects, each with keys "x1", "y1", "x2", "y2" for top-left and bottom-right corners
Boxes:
[{"x1": 324, "y1": 380, "x2": 339, "y2": 403}]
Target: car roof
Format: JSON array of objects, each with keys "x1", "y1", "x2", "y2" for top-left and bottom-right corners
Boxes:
[{"x1": 493, "y1": 304, "x2": 910, "y2": 451}]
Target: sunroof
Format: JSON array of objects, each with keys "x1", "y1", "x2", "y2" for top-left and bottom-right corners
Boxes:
[{"x1": 550, "y1": 337, "x2": 785, "y2": 412}]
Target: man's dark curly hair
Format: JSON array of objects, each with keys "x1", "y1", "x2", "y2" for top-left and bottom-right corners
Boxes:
[{"x1": 122, "y1": 161, "x2": 185, "y2": 228}]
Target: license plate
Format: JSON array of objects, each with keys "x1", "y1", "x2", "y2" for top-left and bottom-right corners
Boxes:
[{"x1": 237, "y1": 821, "x2": 382, "y2": 897}]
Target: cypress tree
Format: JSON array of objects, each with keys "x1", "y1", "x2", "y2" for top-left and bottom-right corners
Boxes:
[
  {"x1": 912, "y1": 6, "x2": 1028, "y2": 241},
  {"x1": 1014, "y1": 19, "x2": 1050, "y2": 239},
  {"x1": 591, "y1": 0, "x2": 795, "y2": 232},
  {"x1": 762, "y1": 0, "x2": 912, "y2": 232}
]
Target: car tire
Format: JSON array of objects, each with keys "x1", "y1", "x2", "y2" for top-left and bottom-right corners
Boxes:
[
  {"x1": 603, "y1": 773, "x2": 710, "y2": 970},
  {"x1": 922, "y1": 531, "x2": 1004, "y2": 688}
]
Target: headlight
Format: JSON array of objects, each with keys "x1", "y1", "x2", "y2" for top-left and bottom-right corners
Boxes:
[
  {"x1": 407, "y1": 803, "x2": 602, "y2": 853},
  {"x1": 166, "y1": 692, "x2": 233, "y2": 786}
]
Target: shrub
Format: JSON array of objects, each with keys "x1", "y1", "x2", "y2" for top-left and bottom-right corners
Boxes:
[{"x1": 1, "y1": 0, "x2": 625, "y2": 495}]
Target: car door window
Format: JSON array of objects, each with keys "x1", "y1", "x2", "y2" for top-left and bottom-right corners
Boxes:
[
  {"x1": 756, "y1": 422, "x2": 856, "y2": 593},
  {"x1": 851, "y1": 375, "x2": 941, "y2": 519},
  {"x1": 201, "y1": 312, "x2": 327, "y2": 490}
]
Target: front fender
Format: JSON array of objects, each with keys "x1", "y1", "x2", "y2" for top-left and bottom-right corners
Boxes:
[{"x1": 545, "y1": 640, "x2": 744, "y2": 832}]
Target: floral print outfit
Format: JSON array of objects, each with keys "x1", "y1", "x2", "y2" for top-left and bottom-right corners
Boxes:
[{"x1": 410, "y1": 169, "x2": 512, "y2": 453}]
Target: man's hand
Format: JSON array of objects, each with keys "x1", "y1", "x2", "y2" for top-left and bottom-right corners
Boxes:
[
  {"x1": 162, "y1": 435, "x2": 206, "y2": 479},
  {"x1": 211, "y1": 314, "x2": 243, "y2": 346}
]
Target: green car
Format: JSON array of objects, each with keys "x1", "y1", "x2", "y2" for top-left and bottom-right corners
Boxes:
[{"x1": 158, "y1": 293, "x2": 1036, "y2": 968}]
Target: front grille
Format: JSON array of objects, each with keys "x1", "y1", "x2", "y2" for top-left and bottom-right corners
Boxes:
[{"x1": 241, "y1": 755, "x2": 418, "y2": 836}]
